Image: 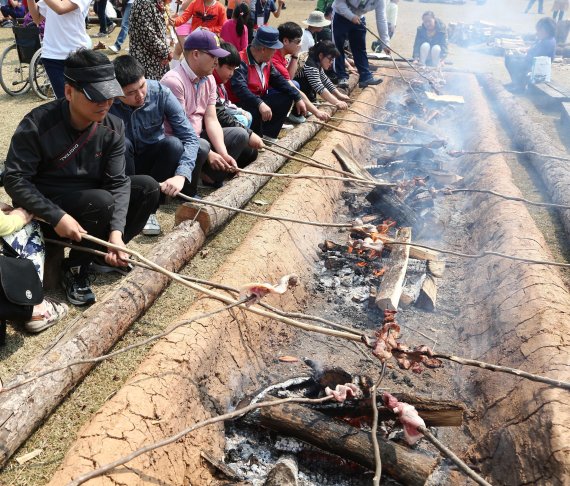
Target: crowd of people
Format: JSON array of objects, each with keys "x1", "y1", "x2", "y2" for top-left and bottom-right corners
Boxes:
[{"x1": 0, "y1": 0, "x2": 561, "y2": 337}]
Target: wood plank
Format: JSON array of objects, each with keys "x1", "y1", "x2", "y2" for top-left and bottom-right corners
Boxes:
[
  {"x1": 532, "y1": 82, "x2": 570, "y2": 101},
  {"x1": 332, "y1": 144, "x2": 377, "y2": 182},
  {"x1": 376, "y1": 227, "x2": 411, "y2": 311},
  {"x1": 377, "y1": 233, "x2": 439, "y2": 261},
  {"x1": 416, "y1": 274, "x2": 438, "y2": 311}
]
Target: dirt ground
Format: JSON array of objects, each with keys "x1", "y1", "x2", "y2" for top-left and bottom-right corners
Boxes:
[{"x1": 0, "y1": 0, "x2": 569, "y2": 484}]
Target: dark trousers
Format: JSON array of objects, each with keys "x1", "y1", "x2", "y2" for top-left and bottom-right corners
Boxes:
[
  {"x1": 124, "y1": 136, "x2": 205, "y2": 198},
  {"x1": 524, "y1": 0, "x2": 543, "y2": 13},
  {"x1": 197, "y1": 127, "x2": 251, "y2": 182},
  {"x1": 247, "y1": 92, "x2": 294, "y2": 138},
  {"x1": 42, "y1": 58, "x2": 65, "y2": 99},
  {"x1": 96, "y1": 0, "x2": 113, "y2": 33},
  {"x1": 332, "y1": 13, "x2": 371, "y2": 82},
  {"x1": 553, "y1": 10, "x2": 565, "y2": 21},
  {"x1": 505, "y1": 54, "x2": 530, "y2": 87},
  {"x1": 43, "y1": 175, "x2": 160, "y2": 267},
  {"x1": 1, "y1": 5, "x2": 25, "y2": 18}
]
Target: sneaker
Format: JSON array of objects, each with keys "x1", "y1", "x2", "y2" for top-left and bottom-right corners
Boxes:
[
  {"x1": 281, "y1": 123, "x2": 294, "y2": 130},
  {"x1": 24, "y1": 298, "x2": 68, "y2": 333},
  {"x1": 62, "y1": 265, "x2": 96, "y2": 306},
  {"x1": 108, "y1": 44, "x2": 120, "y2": 53},
  {"x1": 287, "y1": 113, "x2": 306, "y2": 124},
  {"x1": 92, "y1": 32, "x2": 108, "y2": 38},
  {"x1": 107, "y1": 23, "x2": 116, "y2": 34},
  {"x1": 2, "y1": 20, "x2": 13, "y2": 28},
  {"x1": 338, "y1": 78, "x2": 349, "y2": 89},
  {"x1": 359, "y1": 76, "x2": 383, "y2": 88},
  {"x1": 91, "y1": 257, "x2": 133, "y2": 276},
  {"x1": 264, "y1": 136, "x2": 278, "y2": 144},
  {"x1": 142, "y1": 213, "x2": 161, "y2": 236}
]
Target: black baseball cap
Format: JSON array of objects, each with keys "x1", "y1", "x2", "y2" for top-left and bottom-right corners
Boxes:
[{"x1": 64, "y1": 64, "x2": 124, "y2": 101}]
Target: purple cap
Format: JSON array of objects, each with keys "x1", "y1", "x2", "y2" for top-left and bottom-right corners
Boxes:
[{"x1": 183, "y1": 29, "x2": 230, "y2": 57}]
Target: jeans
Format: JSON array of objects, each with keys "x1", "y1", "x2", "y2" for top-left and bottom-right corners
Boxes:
[
  {"x1": 124, "y1": 135, "x2": 204, "y2": 199},
  {"x1": 249, "y1": 92, "x2": 294, "y2": 138},
  {"x1": 44, "y1": 175, "x2": 160, "y2": 267},
  {"x1": 332, "y1": 13, "x2": 371, "y2": 82},
  {"x1": 1, "y1": 5, "x2": 25, "y2": 18},
  {"x1": 505, "y1": 54, "x2": 530, "y2": 88},
  {"x1": 524, "y1": 0, "x2": 543, "y2": 13},
  {"x1": 42, "y1": 58, "x2": 65, "y2": 99},
  {"x1": 115, "y1": 1, "x2": 131, "y2": 48},
  {"x1": 96, "y1": 0, "x2": 113, "y2": 33},
  {"x1": 197, "y1": 127, "x2": 251, "y2": 183}
]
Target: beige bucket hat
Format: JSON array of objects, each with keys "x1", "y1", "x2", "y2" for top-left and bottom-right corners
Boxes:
[{"x1": 303, "y1": 11, "x2": 332, "y2": 27}]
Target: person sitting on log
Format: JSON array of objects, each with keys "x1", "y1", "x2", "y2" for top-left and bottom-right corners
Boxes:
[
  {"x1": 213, "y1": 41, "x2": 265, "y2": 168},
  {"x1": 412, "y1": 11, "x2": 448, "y2": 67},
  {"x1": 294, "y1": 41, "x2": 350, "y2": 111},
  {"x1": 110, "y1": 54, "x2": 200, "y2": 236},
  {"x1": 273, "y1": 21, "x2": 330, "y2": 124},
  {"x1": 227, "y1": 25, "x2": 306, "y2": 141},
  {"x1": 504, "y1": 17, "x2": 557, "y2": 93},
  {"x1": 4, "y1": 49, "x2": 160, "y2": 306},
  {"x1": 161, "y1": 29, "x2": 252, "y2": 188}
]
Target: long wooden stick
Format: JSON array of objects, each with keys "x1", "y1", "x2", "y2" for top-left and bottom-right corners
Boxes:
[
  {"x1": 345, "y1": 108, "x2": 430, "y2": 135},
  {"x1": 0, "y1": 299, "x2": 249, "y2": 394},
  {"x1": 383, "y1": 240, "x2": 570, "y2": 269},
  {"x1": 177, "y1": 194, "x2": 355, "y2": 228},
  {"x1": 348, "y1": 99, "x2": 391, "y2": 113},
  {"x1": 235, "y1": 167, "x2": 395, "y2": 188},
  {"x1": 329, "y1": 116, "x2": 429, "y2": 136},
  {"x1": 446, "y1": 188, "x2": 570, "y2": 210},
  {"x1": 310, "y1": 120, "x2": 441, "y2": 147},
  {"x1": 66, "y1": 396, "x2": 334, "y2": 486},
  {"x1": 393, "y1": 349, "x2": 570, "y2": 391},
  {"x1": 371, "y1": 385, "x2": 382, "y2": 486},
  {"x1": 449, "y1": 149, "x2": 570, "y2": 163},
  {"x1": 263, "y1": 144, "x2": 366, "y2": 179},
  {"x1": 80, "y1": 234, "x2": 362, "y2": 342},
  {"x1": 262, "y1": 138, "x2": 332, "y2": 166},
  {"x1": 417, "y1": 426, "x2": 492, "y2": 486}
]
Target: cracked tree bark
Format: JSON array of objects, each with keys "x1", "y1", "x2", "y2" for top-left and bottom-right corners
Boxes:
[
  {"x1": 453, "y1": 73, "x2": 570, "y2": 485},
  {"x1": 478, "y1": 74, "x2": 570, "y2": 239},
  {"x1": 47, "y1": 84, "x2": 393, "y2": 485}
]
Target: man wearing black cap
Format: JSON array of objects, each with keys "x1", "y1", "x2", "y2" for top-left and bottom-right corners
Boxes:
[
  {"x1": 228, "y1": 26, "x2": 306, "y2": 140},
  {"x1": 4, "y1": 49, "x2": 160, "y2": 306}
]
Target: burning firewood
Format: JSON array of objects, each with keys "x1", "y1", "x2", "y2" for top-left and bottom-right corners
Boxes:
[{"x1": 239, "y1": 274, "x2": 299, "y2": 305}]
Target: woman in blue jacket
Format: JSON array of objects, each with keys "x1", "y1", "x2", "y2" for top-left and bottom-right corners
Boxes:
[{"x1": 412, "y1": 11, "x2": 448, "y2": 67}]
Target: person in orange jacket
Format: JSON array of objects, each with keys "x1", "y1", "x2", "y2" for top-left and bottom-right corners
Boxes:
[{"x1": 172, "y1": 0, "x2": 227, "y2": 34}]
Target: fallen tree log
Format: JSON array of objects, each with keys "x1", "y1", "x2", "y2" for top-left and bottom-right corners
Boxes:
[
  {"x1": 478, "y1": 73, "x2": 570, "y2": 238},
  {"x1": 251, "y1": 400, "x2": 439, "y2": 486},
  {"x1": 332, "y1": 144, "x2": 377, "y2": 182},
  {"x1": 313, "y1": 392, "x2": 465, "y2": 427},
  {"x1": 0, "y1": 220, "x2": 206, "y2": 469},
  {"x1": 175, "y1": 75, "x2": 360, "y2": 234}
]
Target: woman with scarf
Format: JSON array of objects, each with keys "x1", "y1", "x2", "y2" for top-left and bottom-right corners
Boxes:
[{"x1": 129, "y1": 0, "x2": 172, "y2": 80}]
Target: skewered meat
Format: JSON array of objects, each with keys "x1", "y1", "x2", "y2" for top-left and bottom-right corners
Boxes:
[
  {"x1": 383, "y1": 392, "x2": 426, "y2": 445},
  {"x1": 239, "y1": 274, "x2": 299, "y2": 305},
  {"x1": 325, "y1": 383, "x2": 363, "y2": 402}
]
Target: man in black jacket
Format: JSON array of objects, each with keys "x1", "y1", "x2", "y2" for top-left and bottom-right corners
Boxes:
[{"x1": 4, "y1": 49, "x2": 159, "y2": 306}]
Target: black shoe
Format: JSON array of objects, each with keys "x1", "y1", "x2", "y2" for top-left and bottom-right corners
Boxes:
[
  {"x1": 91, "y1": 257, "x2": 133, "y2": 276},
  {"x1": 62, "y1": 265, "x2": 96, "y2": 306},
  {"x1": 359, "y1": 76, "x2": 383, "y2": 88}
]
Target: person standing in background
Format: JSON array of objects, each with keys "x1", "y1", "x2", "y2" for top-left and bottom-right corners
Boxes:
[
  {"x1": 108, "y1": 0, "x2": 133, "y2": 52},
  {"x1": 94, "y1": 0, "x2": 116, "y2": 38},
  {"x1": 552, "y1": 0, "x2": 569, "y2": 21},
  {"x1": 250, "y1": 0, "x2": 283, "y2": 29},
  {"x1": 387, "y1": 0, "x2": 398, "y2": 38},
  {"x1": 332, "y1": 0, "x2": 390, "y2": 89},
  {"x1": 129, "y1": 0, "x2": 171, "y2": 80},
  {"x1": 172, "y1": 0, "x2": 227, "y2": 34},
  {"x1": 316, "y1": 0, "x2": 332, "y2": 13},
  {"x1": 28, "y1": 0, "x2": 92, "y2": 98},
  {"x1": 525, "y1": 0, "x2": 544, "y2": 14}
]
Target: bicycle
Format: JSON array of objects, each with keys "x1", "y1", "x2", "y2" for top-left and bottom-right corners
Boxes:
[{"x1": 0, "y1": 25, "x2": 54, "y2": 100}]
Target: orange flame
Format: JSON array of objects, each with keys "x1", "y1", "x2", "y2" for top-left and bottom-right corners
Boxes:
[{"x1": 356, "y1": 261, "x2": 367, "y2": 267}]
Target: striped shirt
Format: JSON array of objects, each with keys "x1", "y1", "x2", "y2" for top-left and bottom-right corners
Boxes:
[{"x1": 295, "y1": 56, "x2": 336, "y2": 96}]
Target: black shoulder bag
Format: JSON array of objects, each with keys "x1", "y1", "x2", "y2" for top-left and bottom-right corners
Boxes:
[{"x1": 0, "y1": 238, "x2": 43, "y2": 345}]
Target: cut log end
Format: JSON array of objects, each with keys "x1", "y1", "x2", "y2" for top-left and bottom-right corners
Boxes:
[{"x1": 175, "y1": 203, "x2": 212, "y2": 234}]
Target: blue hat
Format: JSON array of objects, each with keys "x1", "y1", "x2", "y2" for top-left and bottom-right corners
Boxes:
[{"x1": 253, "y1": 26, "x2": 283, "y2": 49}]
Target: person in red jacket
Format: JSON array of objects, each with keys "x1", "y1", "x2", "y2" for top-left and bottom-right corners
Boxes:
[
  {"x1": 172, "y1": 0, "x2": 226, "y2": 34},
  {"x1": 228, "y1": 26, "x2": 306, "y2": 140}
]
